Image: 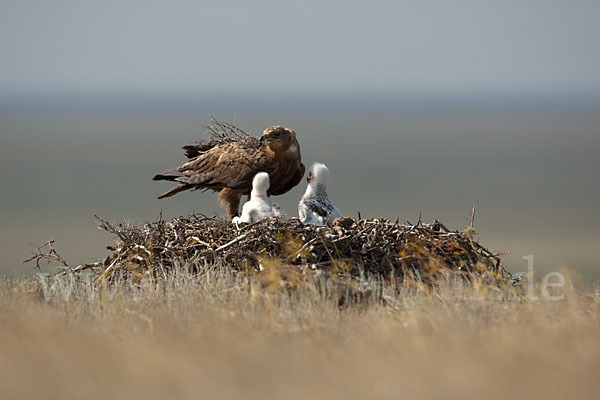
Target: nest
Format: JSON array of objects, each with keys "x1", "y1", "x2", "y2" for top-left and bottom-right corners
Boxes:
[
  {"x1": 24, "y1": 120, "x2": 518, "y2": 293},
  {"x1": 65, "y1": 214, "x2": 515, "y2": 285}
]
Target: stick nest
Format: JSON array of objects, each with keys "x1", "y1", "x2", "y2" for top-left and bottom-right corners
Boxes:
[{"x1": 78, "y1": 214, "x2": 515, "y2": 285}]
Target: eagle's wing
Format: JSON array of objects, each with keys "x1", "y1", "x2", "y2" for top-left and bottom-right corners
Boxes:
[
  {"x1": 324, "y1": 199, "x2": 343, "y2": 222},
  {"x1": 266, "y1": 198, "x2": 285, "y2": 217},
  {"x1": 269, "y1": 163, "x2": 305, "y2": 196},
  {"x1": 328, "y1": 203, "x2": 344, "y2": 220},
  {"x1": 299, "y1": 198, "x2": 329, "y2": 224},
  {"x1": 182, "y1": 142, "x2": 216, "y2": 159},
  {"x1": 178, "y1": 142, "x2": 276, "y2": 189},
  {"x1": 271, "y1": 202, "x2": 284, "y2": 216},
  {"x1": 235, "y1": 200, "x2": 255, "y2": 223}
]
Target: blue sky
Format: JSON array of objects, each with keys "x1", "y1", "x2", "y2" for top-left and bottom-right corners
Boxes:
[{"x1": 1, "y1": 0, "x2": 599, "y2": 98}]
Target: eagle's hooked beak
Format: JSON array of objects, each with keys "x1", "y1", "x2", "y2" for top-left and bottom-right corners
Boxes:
[{"x1": 259, "y1": 135, "x2": 267, "y2": 145}]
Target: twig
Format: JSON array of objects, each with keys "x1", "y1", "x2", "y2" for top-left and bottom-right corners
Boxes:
[
  {"x1": 23, "y1": 239, "x2": 69, "y2": 271},
  {"x1": 468, "y1": 201, "x2": 478, "y2": 231},
  {"x1": 214, "y1": 233, "x2": 248, "y2": 253}
]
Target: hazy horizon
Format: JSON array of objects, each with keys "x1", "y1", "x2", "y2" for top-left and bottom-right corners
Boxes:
[
  {"x1": 2, "y1": 104, "x2": 599, "y2": 280},
  {"x1": 1, "y1": 1, "x2": 599, "y2": 280}
]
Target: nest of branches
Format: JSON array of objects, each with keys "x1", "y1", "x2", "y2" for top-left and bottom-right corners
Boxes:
[{"x1": 44, "y1": 213, "x2": 514, "y2": 286}]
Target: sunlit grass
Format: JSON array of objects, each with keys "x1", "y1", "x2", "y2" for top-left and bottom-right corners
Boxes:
[{"x1": 1, "y1": 265, "x2": 599, "y2": 400}]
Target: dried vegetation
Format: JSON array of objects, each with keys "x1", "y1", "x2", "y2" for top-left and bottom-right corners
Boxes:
[{"x1": 26, "y1": 212, "x2": 518, "y2": 293}]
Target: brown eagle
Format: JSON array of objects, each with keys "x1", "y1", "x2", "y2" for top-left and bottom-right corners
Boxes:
[{"x1": 153, "y1": 125, "x2": 305, "y2": 219}]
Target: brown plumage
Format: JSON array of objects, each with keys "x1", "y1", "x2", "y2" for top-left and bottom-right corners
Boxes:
[{"x1": 153, "y1": 126, "x2": 305, "y2": 219}]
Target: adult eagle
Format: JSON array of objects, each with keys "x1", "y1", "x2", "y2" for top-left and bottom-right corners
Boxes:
[{"x1": 153, "y1": 125, "x2": 305, "y2": 219}]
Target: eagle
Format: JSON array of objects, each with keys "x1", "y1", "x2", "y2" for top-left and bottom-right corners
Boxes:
[
  {"x1": 232, "y1": 172, "x2": 284, "y2": 224},
  {"x1": 298, "y1": 162, "x2": 343, "y2": 225},
  {"x1": 153, "y1": 125, "x2": 304, "y2": 219}
]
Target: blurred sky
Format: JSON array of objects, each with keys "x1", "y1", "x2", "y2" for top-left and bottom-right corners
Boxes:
[{"x1": 1, "y1": 0, "x2": 600, "y2": 98}]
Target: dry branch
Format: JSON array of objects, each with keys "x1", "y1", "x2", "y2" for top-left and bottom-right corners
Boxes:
[
  {"x1": 23, "y1": 240, "x2": 69, "y2": 271},
  {"x1": 186, "y1": 117, "x2": 261, "y2": 151}
]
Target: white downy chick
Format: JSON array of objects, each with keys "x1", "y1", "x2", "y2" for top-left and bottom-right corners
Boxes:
[
  {"x1": 298, "y1": 163, "x2": 343, "y2": 225},
  {"x1": 232, "y1": 172, "x2": 284, "y2": 224}
]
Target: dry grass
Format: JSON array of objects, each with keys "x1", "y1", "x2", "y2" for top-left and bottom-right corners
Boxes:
[{"x1": 1, "y1": 265, "x2": 599, "y2": 400}]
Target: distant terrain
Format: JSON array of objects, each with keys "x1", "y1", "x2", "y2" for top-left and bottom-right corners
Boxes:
[{"x1": 2, "y1": 106, "x2": 599, "y2": 279}]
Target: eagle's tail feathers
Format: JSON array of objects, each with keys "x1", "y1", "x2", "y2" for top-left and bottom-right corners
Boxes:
[
  {"x1": 153, "y1": 169, "x2": 184, "y2": 181},
  {"x1": 157, "y1": 183, "x2": 191, "y2": 199}
]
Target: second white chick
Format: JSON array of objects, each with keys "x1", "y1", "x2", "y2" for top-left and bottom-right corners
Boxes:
[
  {"x1": 232, "y1": 172, "x2": 284, "y2": 224},
  {"x1": 298, "y1": 162, "x2": 343, "y2": 225}
]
